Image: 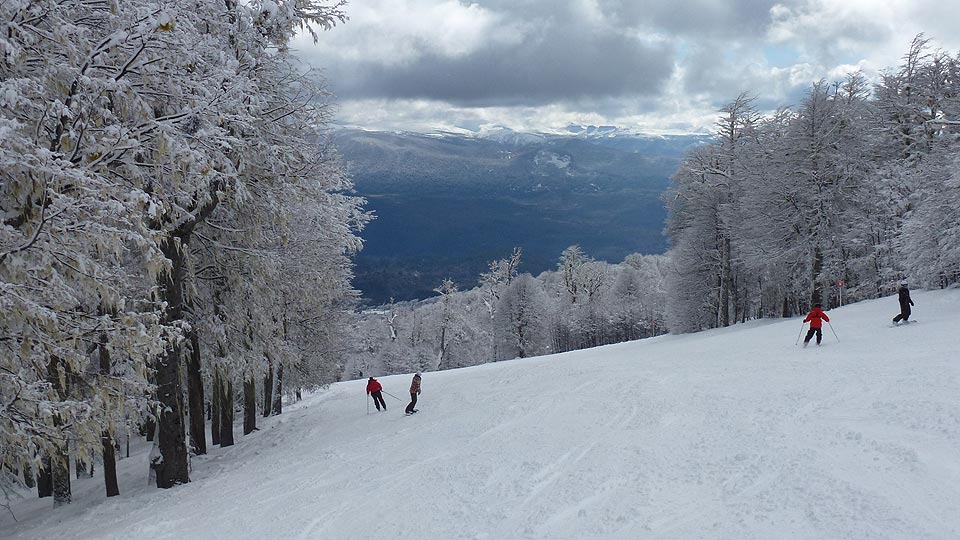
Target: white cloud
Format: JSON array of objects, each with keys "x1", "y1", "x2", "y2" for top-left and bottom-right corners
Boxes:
[
  {"x1": 296, "y1": 0, "x2": 523, "y2": 66},
  {"x1": 298, "y1": 0, "x2": 960, "y2": 134}
]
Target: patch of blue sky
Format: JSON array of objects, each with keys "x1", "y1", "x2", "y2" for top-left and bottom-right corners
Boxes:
[{"x1": 763, "y1": 45, "x2": 799, "y2": 67}]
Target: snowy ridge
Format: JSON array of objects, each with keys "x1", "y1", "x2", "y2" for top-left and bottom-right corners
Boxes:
[
  {"x1": 334, "y1": 123, "x2": 710, "y2": 147},
  {"x1": 5, "y1": 289, "x2": 960, "y2": 539}
]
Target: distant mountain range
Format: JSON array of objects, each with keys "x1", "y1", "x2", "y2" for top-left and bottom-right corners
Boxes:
[{"x1": 333, "y1": 126, "x2": 709, "y2": 304}]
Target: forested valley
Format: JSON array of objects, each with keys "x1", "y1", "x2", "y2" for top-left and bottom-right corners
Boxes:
[{"x1": 345, "y1": 35, "x2": 960, "y2": 377}]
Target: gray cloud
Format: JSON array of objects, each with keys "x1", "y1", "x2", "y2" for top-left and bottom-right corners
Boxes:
[
  {"x1": 325, "y1": 30, "x2": 675, "y2": 106},
  {"x1": 604, "y1": 0, "x2": 784, "y2": 39},
  {"x1": 296, "y1": 0, "x2": 960, "y2": 133}
]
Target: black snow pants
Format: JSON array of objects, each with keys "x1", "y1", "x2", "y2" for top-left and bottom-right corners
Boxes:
[
  {"x1": 371, "y1": 391, "x2": 386, "y2": 411},
  {"x1": 893, "y1": 302, "x2": 912, "y2": 323},
  {"x1": 405, "y1": 392, "x2": 418, "y2": 414},
  {"x1": 804, "y1": 327, "x2": 822, "y2": 345}
]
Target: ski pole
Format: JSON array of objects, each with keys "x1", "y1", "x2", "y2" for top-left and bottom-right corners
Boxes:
[
  {"x1": 382, "y1": 390, "x2": 403, "y2": 402},
  {"x1": 827, "y1": 321, "x2": 840, "y2": 343},
  {"x1": 366, "y1": 394, "x2": 370, "y2": 415},
  {"x1": 795, "y1": 321, "x2": 805, "y2": 346}
]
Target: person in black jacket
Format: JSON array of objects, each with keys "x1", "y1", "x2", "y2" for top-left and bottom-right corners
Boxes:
[{"x1": 892, "y1": 281, "x2": 915, "y2": 324}]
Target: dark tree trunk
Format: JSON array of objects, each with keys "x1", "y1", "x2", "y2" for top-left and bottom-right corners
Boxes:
[
  {"x1": 98, "y1": 328, "x2": 120, "y2": 496},
  {"x1": 143, "y1": 416, "x2": 156, "y2": 442},
  {"x1": 272, "y1": 362, "x2": 283, "y2": 415},
  {"x1": 211, "y1": 368, "x2": 221, "y2": 446},
  {"x1": 47, "y1": 356, "x2": 71, "y2": 506},
  {"x1": 23, "y1": 462, "x2": 35, "y2": 488},
  {"x1": 187, "y1": 329, "x2": 206, "y2": 455},
  {"x1": 811, "y1": 246, "x2": 824, "y2": 306},
  {"x1": 219, "y1": 376, "x2": 235, "y2": 447},
  {"x1": 153, "y1": 236, "x2": 190, "y2": 488},
  {"x1": 263, "y1": 356, "x2": 273, "y2": 418},
  {"x1": 154, "y1": 342, "x2": 188, "y2": 487},
  {"x1": 102, "y1": 431, "x2": 119, "y2": 497},
  {"x1": 51, "y1": 451, "x2": 71, "y2": 507},
  {"x1": 149, "y1": 174, "x2": 221, "y2": 485},
  {"x1": 37, "y1": 456, "x2": 52, "y2": 498},
  {"x1": 75, "y1": 459, "x2": 86, "y2": 479},
  {"x1": 243, "y1": 376, "x2": 257, "y2": 435}
]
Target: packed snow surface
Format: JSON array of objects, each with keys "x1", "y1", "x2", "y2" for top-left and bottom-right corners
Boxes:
[{"x1": 5, "y1": 290, "x2": 960, "y2": 540}]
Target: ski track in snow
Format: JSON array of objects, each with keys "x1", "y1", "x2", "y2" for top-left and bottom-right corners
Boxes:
[{"x1": 4, "y1": 290, "x2": 960, "y2": 540}]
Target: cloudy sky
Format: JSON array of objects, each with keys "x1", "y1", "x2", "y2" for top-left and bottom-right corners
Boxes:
[{"x1": 293, "y1": 0, "x2": 960, "y2": 134}]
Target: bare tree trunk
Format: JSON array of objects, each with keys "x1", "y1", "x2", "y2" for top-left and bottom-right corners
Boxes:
[
  {"x1": 720, "y1": 236, "x2": 732, "y2": 327},
  {"x1": 102, "y1": 431, "x2": 119, "y2": 497},
  {"x1": 23, "y1": 462, "x2": 35, "y2": 489},
  {"x1": 811, "y1": 246, "x2": 824, "y2": 307},
  {"x1": 271, "y1": 363, "x2": 283, "y2": 415},
  {"x1": 51, "y1": 451, "x2": 71, "y2": 507},
  {"x1": 95, "y1": 316, "x2": 119, "y2": 496},
  {"x1": 143, "y1": 416, "x2": 156, "y2": 442},
  {"x1": 220, "y1": 375, "x2": 235, "y2": 447},
  {"x1": 37, "y1": 456, "x2": 52, "y2": 498},
  {"x1": 243, "y1": 375, "x2": 257, "y2": 435},
  {"x1": 187, "y1": 329, "x2": 206, "y2": 455},
  {"x1": 263, "y1": 355, "x2": 273, "y2": 418},
  {"x1": 153, "y1": 340, "x2": 188, "y2": 487},
  {"x1": 154, "y1": 236, "x2": 190, "y2": 487},
  {"x1": 211, "y1": 368, "x2": 221, "y2": 447},
  {"x1": 47, "y1": 357, "x2": 71, "y2": 506}
]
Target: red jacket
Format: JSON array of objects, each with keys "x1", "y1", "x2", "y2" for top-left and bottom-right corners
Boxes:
[
  {"x1": 803, "y1": 307, "x2": 830, "y2": 329},
  {"x1": 366, "y1": 379, "x2": 382, "y2": 394}
]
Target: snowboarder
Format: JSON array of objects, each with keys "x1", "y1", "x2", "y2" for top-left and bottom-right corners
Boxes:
[
  {"x1": 892, "y1": 281, "x2": 914, "y2": 324},
  {"x1": 802, "y1": 303, "x2": 830, "y2": 347},
  {"x1": 405, "y1": 372, "x2": 421, "y2": 415},
  {"x1": 366, "y1": 377, "x2": 387, "y2": 411}
]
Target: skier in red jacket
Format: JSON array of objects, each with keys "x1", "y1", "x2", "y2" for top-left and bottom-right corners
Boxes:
[
  {"x1": 366, "y1": 377, "x2": 387, "y2": 411},
  {"x1": 802, "y1": 304, "x2": 830, "y2": 347}
]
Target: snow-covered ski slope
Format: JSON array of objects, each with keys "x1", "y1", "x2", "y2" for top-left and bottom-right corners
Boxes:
[{"x1": 5, "y1": 289, "x2": 960, "y2": 540}]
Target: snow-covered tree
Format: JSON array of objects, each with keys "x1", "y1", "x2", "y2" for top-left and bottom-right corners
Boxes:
[
  {"x1": 666, "y1": 35, "x2": 960, "y2": 333},
  {"x1": 494, "y1": 274, "x2": 550, "y2": 360},
  {"x1": 1, "y1": 0, "x2": 360, "y2": 501}
]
